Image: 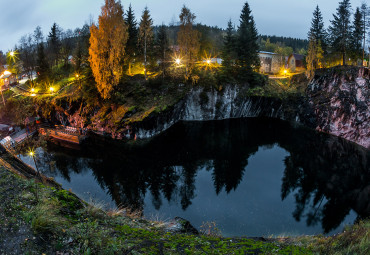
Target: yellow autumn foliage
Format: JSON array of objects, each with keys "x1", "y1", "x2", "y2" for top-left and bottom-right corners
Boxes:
[{"x1": 89, "y1": 0, "x2": 128, "y2": 99}]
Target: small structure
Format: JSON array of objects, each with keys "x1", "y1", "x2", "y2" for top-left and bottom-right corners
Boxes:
[
  {"x1": 0, "y1": 71, "x2": 17, "y2": 88},
  {"x1": 287, "y1": 54, "x2": 305, "y2": 72},
  {"x1": 258, "y1": 51, "x2": 283, "y2": 74}
]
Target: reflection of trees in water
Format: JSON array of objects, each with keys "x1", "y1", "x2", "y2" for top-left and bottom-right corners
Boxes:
[
  {"x1": 41, "y1": 118, "x2": 370, "y2": 232},
  {"x1": 281, "y1": 137, "x2": 370, "y2": 232}
]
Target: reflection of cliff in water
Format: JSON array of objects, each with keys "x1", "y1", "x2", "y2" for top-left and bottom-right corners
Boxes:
[{"x1": 37, "y1": 118, "x2": 370, "y2": 233}]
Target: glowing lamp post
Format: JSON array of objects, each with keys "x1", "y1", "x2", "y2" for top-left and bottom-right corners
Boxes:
[
  {"x1": 29, "y1": 150, "x2": 40, "y2": 200},
  {"x1": 175, "y1": 58, "x2": 181, "y2": 65}
]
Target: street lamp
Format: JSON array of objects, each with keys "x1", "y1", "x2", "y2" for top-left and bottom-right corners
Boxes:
[{"x1": 29, "y1": 150, "x2": 41, "y2": 200}]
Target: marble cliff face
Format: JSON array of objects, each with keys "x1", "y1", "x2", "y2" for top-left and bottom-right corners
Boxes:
[{"x1": 57, "y1": 67, "x2": 369, "y2": 149}]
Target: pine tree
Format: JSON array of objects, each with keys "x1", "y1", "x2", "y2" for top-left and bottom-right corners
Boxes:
[
  {"x1": 350, "y1": 7, "x2": 364, "y2": 62},
  {"x1": 360, "y1": 3, "x2": 368, "y2": 65},
  {"x1": 48, "y1": 23, "x2": 61, "y2": 67},
  {"x1": 156, "y1": 24, "x2": 170, "y2": 79},
  {"x1": 236, "y1": 1, "x2": 260, "y2": 76},
  {"x1": 138, "y1": 7, "x2": 153, "y2": 80},
  {"x1": 125, "y1": 4, "x2": 138, "y2": 75},
  {"x1": 36, "y1": 43, "x2": 49, "y2": 82},
  {"x1": 221, "y1": 19, "x2": 236, "y2": 74},
  {"x1": 177, "y1": 5, "x2": 200, "y2": 79},
  {"x1": 89, "y1": 0, "x2": 128, "y2": 99},
  {"x1": 308, "y1": 5, "x2": 327, "y2": 53},
  {"x1": 328, "y1": 0, "x2": 352, "y2": 65}
]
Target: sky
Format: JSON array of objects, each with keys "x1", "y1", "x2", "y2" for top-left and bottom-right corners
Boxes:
[{"x1": 0, "y1": 0, "x2": 366, "y2": 53}]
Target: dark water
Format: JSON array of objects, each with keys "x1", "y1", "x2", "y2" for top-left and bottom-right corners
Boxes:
[{"x1": 22, "y1": 118, "x2": 370, "y2": 237}]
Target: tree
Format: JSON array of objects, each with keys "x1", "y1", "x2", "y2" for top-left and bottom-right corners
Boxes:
[
  {"x1": 350, "y1": 7, "x2": 364, "y2": 62},
  {"x1": 328, "y1": 0, "x2": 352, "y2": 65},
  {"x1": 308, "y1": 5, "x2": 327, "y2": 53},
  {"x1": 89, "y1": 0, "x2": 128, "y2": 99},
  {"x1": 138, "y1": 7, "x2": 153, "y2": 80},
  {"x1": 177, "y1": 5, "x2": 200, "y2": 79},
  {"x1": 221, "y1": 19, "x2": 236, "y2": 75},
  {"x1": 360, "y1": 3, "x2": 369, "y2": 65},
  {"x1": 306, "y1": 36, "x2": 324, "y2": 79},
  {"x1": 235, "y1": 1, "x2": 260, "y2": 76},
  {"x1": 125, "y1": 4, "x2": 138, "y2": 75},
  {"x1": 34, "y1": 26, "x2": 49, "y2": 82},
  {"x1": 60, "y1": 29, "x2": 74, "y2": 67},
  {"x1": 156, "y1": 24, "x2": 170, "y2": 79},
  {"x1": 36, "y1": 42, "x2": 49, "y2": 82},
  {"x1": 48, "y1": 23, "x2": 62, "y2": 67},
  {"x1": 19, "y1": 34, "x2": 36, "y2": 80}
]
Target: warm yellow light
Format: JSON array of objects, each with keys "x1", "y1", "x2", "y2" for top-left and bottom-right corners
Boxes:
[
  {"x1": 29, "y1": 151, "x2": 34, "y2": 157},
  {"x1": 75, "y1": 74, "x2": 79, "y2": 78},
  {"x1": 284, "y1": 70, "x2": 287, "y2": 74},
  {"x1": 30, "y1": 93, "x2": 36, "y2": 97},
  {"x1": 3, "y1": 70, "x2": 11, "y2": 75},
  {"x1": 206, "y1": 59, "x2": 211, "y2": 64},
  {"x1": 30, "y1": 88, "x2": 35, "y2": 92},
  {"x1": 9, "y1": 51, "x2": 14, "y2": 57},
  {"x1": 175, "y1": 58, "x2": 181, "y2": 65},
  {"x1": 49, "y1": 87, "x2": 54, "y2": 92}
]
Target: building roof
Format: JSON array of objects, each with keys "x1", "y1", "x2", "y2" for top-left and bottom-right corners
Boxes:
[
  {"x1": 290, "y1": 54, "x2": 304, "y2": 61},
  {"x1": 258, "y1": 51, "x2": 277, "y2": 55}
]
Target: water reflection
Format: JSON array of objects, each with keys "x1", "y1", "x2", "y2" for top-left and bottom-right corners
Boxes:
[{"x1": 35, "y1": 118, "x2": 370, "y2": 234}]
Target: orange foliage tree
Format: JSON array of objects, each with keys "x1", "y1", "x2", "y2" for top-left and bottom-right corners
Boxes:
[{"x1": 89, "y1": 0, "x2": 128, "y2": 99}]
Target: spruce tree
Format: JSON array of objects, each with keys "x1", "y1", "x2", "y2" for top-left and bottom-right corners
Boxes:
[
  {"x1": 138, "y1": 7, "x2": 154, "y2": 80},
  {"x1": 360, "y1": 3, "x2": 369, "y2": 65},
  {"x1": 156, "y1": 24, "x2": 170, "y2": 79},
  {"x1": 350, "y1": 7, "x2": 364, "y2": 61},
  {"x1": 236, "y1": 1, "x2": 260, "y2": 76},
  {"x1": 48, "y1": 23, "x2": 61, "y2": 67},
  {"x1": 328, "y1": 0, "x2": 352, "y2": 65},
  {"x1": 36, "y1": 43, "x2": 49, "y2": 82},
  {"x1": 221, "y1": 19, "x2": 236, "y2": 75},
  {"x1": 308, "y1": 5, "x2": 327, "y2": 53},
  {"x1": 125, "y1": 4, "x2": 138, "y2": 75}
]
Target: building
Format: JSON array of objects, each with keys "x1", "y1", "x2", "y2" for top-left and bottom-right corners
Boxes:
[
  {"x1": 287, "y1": 54, "x2": 305, "y2": 72},
  {"x1": 0, "y1": 71, "x2": 17, "y2": 89},
  {"x1": 258, "y1": 51, "x2": 282, "y2": 74}
]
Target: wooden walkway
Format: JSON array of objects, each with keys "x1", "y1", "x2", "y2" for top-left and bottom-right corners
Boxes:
[{"x1": 39, "y1": 126, "x2": 86, "y2": 144}]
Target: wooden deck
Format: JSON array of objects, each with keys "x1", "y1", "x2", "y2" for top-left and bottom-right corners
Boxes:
[{"x1": 39, "y1": 126, "x2": 85, "y2": 144}]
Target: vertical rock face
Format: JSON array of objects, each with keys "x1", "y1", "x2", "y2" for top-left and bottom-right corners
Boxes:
[
  {"x1": 134, "y1": 67, "x2": 369, "y2": 149},
  {"x1": 307, "y1": 67, "x2": 370, "y2": 149},
  {"x1": 134, "y1": 85, "x2": 313, "y2": 139}
]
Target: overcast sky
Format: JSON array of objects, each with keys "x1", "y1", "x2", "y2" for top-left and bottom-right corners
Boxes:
[{"x1": 0, "y1": 0, "x2": 366, "y2": 53}]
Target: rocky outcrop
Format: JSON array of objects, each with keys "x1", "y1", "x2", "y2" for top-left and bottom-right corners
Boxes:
[
  {"x1": 307, "y1": 67, "x2": 370, "y2": 148},
  {"x1": 133, "y1": 87, "x2": 314, "y2": 139},
  {"x1": 52, "y1": 66, "x2": 369, "y2": 149},
  {"x1": 133, "y1": 67, "x2": 369, "y2": 149}
]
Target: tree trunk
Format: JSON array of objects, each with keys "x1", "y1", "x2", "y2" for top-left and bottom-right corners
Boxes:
[{"x1": 144, "y1": 34, "x2": 147, "y2": 80}]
